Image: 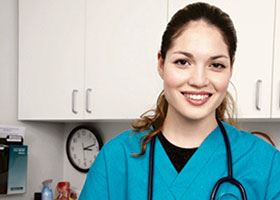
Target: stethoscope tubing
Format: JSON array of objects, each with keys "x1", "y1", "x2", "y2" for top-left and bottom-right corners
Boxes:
[
  {"x1": 147, "y1": 118, "x2": 247, "y2": 200},
  {"x1": 210, "y1": 176, "x2": 247, "y2": 200},
  {"x1": 148, "y1": 136, "x2": 155, "y2": 200}
]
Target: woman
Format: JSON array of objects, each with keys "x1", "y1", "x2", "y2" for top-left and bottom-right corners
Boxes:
[{"x1": 79, "y1": 2, "x2": 280, "y2": 199}]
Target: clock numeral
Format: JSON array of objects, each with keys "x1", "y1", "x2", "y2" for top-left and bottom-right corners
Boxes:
[
  {"x1": 84, "y1": 162, "x2": 87, "y2": 167},
  {"x1": 73, "y1": 154, "x2": 77, "y2": 159},
  {"x1": 82, "y1": 130, "x2": 86, "y2": 136},
  {"x1": 73, "y1": 138, "x2": 77, "y2": 143},
  {"x1": 71, "y1": 146, "x2": 74, "y2": 151},
  {"x1": 77, "y1": 133, "x2": 81, "y2": 138}
]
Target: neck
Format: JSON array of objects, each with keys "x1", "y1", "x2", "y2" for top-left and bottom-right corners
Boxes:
[{"x1": 161, "y1": 108, "x2": 218, "y2": 148}]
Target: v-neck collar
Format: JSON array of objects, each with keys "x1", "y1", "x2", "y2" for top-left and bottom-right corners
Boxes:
[{"x1": 154, "y1": 124, "x2": 224, "y2": 199}]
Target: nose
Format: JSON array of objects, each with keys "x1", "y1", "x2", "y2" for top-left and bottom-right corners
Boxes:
[{"x1": 187, "y1": 66, "x2": 209, "y2": 88}]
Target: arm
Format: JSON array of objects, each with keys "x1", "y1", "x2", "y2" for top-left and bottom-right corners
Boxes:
[{"x1": 79, "y1": 149, "x2": 109, "y2": 200}]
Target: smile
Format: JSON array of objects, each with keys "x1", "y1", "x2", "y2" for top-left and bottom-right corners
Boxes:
[{"x1": 181, "y1": 92, "x2": 212, "y2": 106}]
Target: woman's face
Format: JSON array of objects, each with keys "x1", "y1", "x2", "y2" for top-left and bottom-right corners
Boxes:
[{"x1": 158, "y1": 20, "x2": 232, "y2": 122}]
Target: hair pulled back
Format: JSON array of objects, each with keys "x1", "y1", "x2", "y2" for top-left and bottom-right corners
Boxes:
[{"x1": 132, "y1": 2, "x2": 237, "y2": 156}]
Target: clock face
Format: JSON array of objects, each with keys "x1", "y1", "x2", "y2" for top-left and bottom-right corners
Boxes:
[{"x1": 66, "y1": 126, "x2": 103, "y2": 173}]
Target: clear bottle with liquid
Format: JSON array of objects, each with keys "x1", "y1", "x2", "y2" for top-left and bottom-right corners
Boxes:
[{"x1": 41, "y1": 179, "x2": 53, "y2": 200}]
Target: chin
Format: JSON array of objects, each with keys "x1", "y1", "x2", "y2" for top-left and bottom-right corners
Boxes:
[
  {"x1": 173, "y1": 105, "x2": 215, "y2": 121},
  {"x1": 182, "y1": 111, "x2": 215, "y2": 121}
]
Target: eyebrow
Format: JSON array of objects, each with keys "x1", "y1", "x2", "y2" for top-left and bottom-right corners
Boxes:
[{"x1": 173, "y1": 51, "x2": 229, "y2": 60}]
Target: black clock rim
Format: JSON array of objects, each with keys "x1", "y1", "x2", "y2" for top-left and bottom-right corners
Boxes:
[{"x1": 66, "y1": 125, "x2": 103, "y2": 173}]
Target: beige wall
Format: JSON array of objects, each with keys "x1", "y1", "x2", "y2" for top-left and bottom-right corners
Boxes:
[{"x1": 0, "y1": 1, "x2": 65, "y2": 199}]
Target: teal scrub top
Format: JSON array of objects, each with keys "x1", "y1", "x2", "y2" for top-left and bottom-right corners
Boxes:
[{"x1": 79, "y1": 122, "x2": 280, "y2": 199}]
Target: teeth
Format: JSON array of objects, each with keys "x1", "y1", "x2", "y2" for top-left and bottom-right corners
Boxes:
[{"x1": 186, "y1": 94, "x2": 209, "y2": 100}]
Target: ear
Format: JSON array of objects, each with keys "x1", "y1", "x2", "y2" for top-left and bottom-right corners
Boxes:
[{"x1": 157, "y1": 51, "x2": 165, "y2": 79}]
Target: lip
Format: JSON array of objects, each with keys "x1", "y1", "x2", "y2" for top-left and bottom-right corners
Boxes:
[
  {"x1": 181, "y1": 91, "x2": 212, "y2": 95},
  {"x1": 181, "y1": 91, "x2": 213, "y2": 106}
]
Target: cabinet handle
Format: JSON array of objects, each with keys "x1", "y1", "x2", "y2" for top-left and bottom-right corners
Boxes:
[
  {"x1": 256, "y1": 80, "x2": 262, "y2": 111},
  {"x1": 86, "y1": 88, "x2": 92, "y2": 113},
  {"x1": 72, "y1": 89, "x2": 78, "y2": 114}
]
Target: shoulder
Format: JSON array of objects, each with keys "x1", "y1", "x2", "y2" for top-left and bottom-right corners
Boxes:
[
  {"x1": 88, "y1": 128, "x2": 150, "y2": 175},
  {"x1": 223, "y1": 122, "x2": 279, "y2": 160},
  {"x1": 99, "y1": 128, "x2": 151, "y2": 159}
]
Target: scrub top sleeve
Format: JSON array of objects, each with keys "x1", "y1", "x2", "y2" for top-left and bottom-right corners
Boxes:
[
  {"x1": 265, "y1": 150, "x2": 280, "y2": 199},
  {"x1": 79, "y1": 149, "x2": 109, "y2": 200}
]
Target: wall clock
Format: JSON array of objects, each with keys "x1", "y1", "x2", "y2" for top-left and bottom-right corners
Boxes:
[{"x1": 66, "y1": 126, "x2": 103, "y2": 173}]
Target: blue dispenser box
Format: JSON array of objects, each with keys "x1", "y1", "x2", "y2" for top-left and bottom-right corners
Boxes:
[{"x1": 7, "y1": 145, "x2": 28, "y2": 194}]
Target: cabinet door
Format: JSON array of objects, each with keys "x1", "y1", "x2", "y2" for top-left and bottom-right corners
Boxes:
[
  {"x1": 18, "y1": 0, "x2": 85, "y2": 120},
  {"x1": 169, "y1": 0, "x2": 275, "y2": 119},
  {"x1": 272, "y1": 0, "x2": 280, "y2": 118},
  {"x1": 85, "y1": 0, "x2": 167, "y2": 119}
]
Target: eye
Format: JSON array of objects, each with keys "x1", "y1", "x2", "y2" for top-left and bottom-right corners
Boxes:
[
  {"x1": 174, "y1": 59, "x2": 191, "y2": 68},
  {"x1": 210, "y1": 63, "x2": 226, "y2": 70}
]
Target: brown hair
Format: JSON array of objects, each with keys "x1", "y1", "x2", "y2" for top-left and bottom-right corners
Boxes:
[
  {"x1": 132, "y1": 2, "x2": 237, "y2": 156},
  {"x1": 251, "y1": 131, "x2": 276, "y2": 147}
]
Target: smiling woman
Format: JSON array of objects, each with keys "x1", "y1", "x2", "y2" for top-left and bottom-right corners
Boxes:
[
  {"x1": 79, "y1": 2, "x2": 280, "y2": 200},
  {"x1": 157, "y1": 20, "x2": 232, "y2": 130},
  {"x1": 133, "y1": 1, "x2": 237, "y2": 155}
]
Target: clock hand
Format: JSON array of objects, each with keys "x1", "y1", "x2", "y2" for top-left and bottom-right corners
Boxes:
[{"x1": 83, "y1": 144, "x2": 95, "y2": 150}]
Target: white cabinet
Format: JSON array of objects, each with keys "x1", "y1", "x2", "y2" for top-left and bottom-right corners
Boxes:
[
  {"x1": 19, "y1": 0, "x2": 166, "y2": 120},
  {"x1": 168, "y1": 0, "x2": 276, "y2": 119},
  {"x1": 18, "y1": 0, "x2": 85, "y2": 120},
  {"x1": 19, "y1": 0, "x2": 279, "y2": 120},
  {"x1": 84, "y1": 0, "x2": 166, "y2": 120},
  {"x1": 272, "y1": 0, "x2": 280, "y2": 118}
]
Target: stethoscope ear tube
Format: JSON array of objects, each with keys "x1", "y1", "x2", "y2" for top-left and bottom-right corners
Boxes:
[
  {"x1": 212, "y1": 119, "x2": 247, "y2": 200},
  {"x1": 148, "y1": 137, "x2": 155, "y2": 200}
]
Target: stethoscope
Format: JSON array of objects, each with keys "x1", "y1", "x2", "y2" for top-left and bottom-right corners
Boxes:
[{"x1": 147, "y1": 118, "x2": 247, "y2": 200}]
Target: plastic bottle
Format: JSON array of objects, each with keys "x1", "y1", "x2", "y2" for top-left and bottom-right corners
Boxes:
[{"x1": 41, "y1": 179, "x2": 53, "y2": 200}]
